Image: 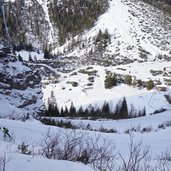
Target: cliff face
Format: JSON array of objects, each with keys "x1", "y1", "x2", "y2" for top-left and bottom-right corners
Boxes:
[
  {"x1": 0, "y1": 0, "x2": 108, "y2": 50},
  {"x1": 0, "y1": 0, "x2": 58, "y2": 49}
]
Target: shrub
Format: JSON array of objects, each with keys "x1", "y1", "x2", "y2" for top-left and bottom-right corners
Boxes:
[
  {"x1": 124, "y1": 75, "x2": 132, "y2": 85},
  {"x1": 158, "y1": 124, "x2": 165, "y2": 129},
  {"x1": 137, "y1": 79, "x2": 143, "y2": 87},
  {"x1": 78, "y1": 69, "x2": 97, "y2": 76},
  {"x1": 146, "y1": 79, "x2": 154, "y2": 90},
  {"x1": 141, "y1": 126, "x2": 152, "y2": 133},
  {"x1": 104, "y1": 74, "x2": 117, "y2": 89},
  {"x1": 18, "y1": 142, "x2": 32, "y2": 155},
  {"x1": 153, "y1": 108, "x2": 167, "y2": 114},
  {"x1": 72, "y1": 82, "x2": 78, "y2": 87},
  {"x1": 40, "y1": 129, "x2": 116, "y2": 170}
]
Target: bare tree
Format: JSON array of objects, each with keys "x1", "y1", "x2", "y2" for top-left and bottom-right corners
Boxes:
[
  {"x1": 118, "y1": 134, "x2": 151, "y2": 171},
  {"x1": 0, "y1": 145, "x2": 12, "y2": 171},
  {"x1": 155, "y1": 151, "x2": 171, "y2": 171},
  {"x1": 39, "y1": 128, "x2": 61, "y2": 159},
  {"x1": 81, "y1": 134, "x2": 117, "y2": 171},
  {"x1": 0, "y1": 152, "x2": 11, "y2": 171},
  {"x1": 40, "y1": 129, "x2": 117, "y2": 171},
  {"x1": 60, "y1": 130, "x2": 84, "y2": 161}
]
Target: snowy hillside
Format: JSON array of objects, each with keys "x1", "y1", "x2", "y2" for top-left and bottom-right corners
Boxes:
[
  {"x1": 42, "y1": 61, "x2": 171, "y2": 114},
  {"x1": 53, "y1": 0, "x2": 171, "y2": 65}
]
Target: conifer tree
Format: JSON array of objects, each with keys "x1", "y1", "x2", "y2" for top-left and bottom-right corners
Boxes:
[
  {"x1": 28, "y1": 53, "x2": 33, "y2": 62},
  {"x1": 78, "y1": 106, "x2": 84, "y2": 117},
  {"x1": 69, "y1": 102, "x2": 76, "y2": 116},
  {"x1": 119, "y1": 97, "x2": 128, "y2": 119},
  {"x1": 18, "y1": 54, "x2": 23, "y2": 62},
  {"x1": 63, "y1": 106, "x2": 69, "y2": 117},
  {"x1": 102, "y1": 101, "x2": 110, "y2": 116},
  {"x1": 43, "y1": 45, "x2": 51, "y2": 59}
]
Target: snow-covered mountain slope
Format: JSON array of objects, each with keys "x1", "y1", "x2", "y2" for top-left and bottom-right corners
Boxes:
[
  {"x1": 1, "y1": 0, "x2": 171, "y2": 117},
  {"x1": 54, "y1": 0, "x2": 171, "y2": 65},
  {"x1": 1, "y1": 0, "x2": 171, "y2": 63},
  {"x1": 1, "y1": 0, "x2": 171, "y2": 170}
]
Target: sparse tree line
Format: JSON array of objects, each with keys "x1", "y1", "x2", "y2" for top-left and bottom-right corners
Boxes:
[
  {"x1": 40, "y1": 118, "x2": 118, "y2": 133},
  {"x1": 43, "y1": 91, "x2": 146, "y2": 119}
]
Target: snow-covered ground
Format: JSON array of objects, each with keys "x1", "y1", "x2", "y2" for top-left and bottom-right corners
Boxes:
[
  {"x1": 42, "y1": 62, "x2": 171, "y2": 114},
  {"x1": 1, "y1": 57, "x2": 171, "y2": 170},
  {"x1": 7, "y1": 154, "x2": 94, "y2": 171},
  {"x1": 0, "y1": 109, "x2": 171, "y2": 170},
  {"x1": 16, "y1": 51, "x2": 44, "y2": 61}
]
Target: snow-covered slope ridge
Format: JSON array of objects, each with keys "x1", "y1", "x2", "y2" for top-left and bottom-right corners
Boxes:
[{"x1": 54, "y1": 0, "x2": 171, "y2": 63}]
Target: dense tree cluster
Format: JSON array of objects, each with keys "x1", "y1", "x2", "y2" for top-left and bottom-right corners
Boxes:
[
  {"x1": 0, "y1": 0, "x2": 25, "y2": 46},
  {"x1": 48, "y1": 0, "x2": 109, "y2": 45}
]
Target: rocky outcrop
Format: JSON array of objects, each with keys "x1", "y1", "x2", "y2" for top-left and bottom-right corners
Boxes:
[{"x1": 0, "y1": 48, "x2": 44, "y2": 116}]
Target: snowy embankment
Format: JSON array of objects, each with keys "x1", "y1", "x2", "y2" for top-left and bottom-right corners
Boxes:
[{"x1": 53, "y1": 110, "x2": 171, "y2": 134}]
